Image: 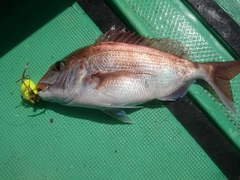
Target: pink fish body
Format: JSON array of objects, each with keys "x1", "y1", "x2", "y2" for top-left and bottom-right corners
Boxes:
[{"x1": 36, "y1": 27, "x2": 240, "y2": 122}]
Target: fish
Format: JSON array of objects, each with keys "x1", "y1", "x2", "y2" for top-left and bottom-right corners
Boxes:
[{"x1": 36, "y1": 26, "x2": 240, "y2": 123}]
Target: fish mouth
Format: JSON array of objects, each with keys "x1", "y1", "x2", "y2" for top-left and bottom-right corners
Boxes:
[{"x1": 36, "y1": 83, "x2": 48, "y2": 92}]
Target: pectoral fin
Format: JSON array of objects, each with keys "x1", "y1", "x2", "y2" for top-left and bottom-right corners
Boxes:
[{"x1": 101, "y1": 109, "x2": 134, "y2": 123}]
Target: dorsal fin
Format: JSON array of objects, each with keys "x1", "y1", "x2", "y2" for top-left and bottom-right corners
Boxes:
[{"x1": 95, "y1": 26, "x2": 189, "y2": 58}]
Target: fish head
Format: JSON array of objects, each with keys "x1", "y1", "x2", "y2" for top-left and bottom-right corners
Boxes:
[{"x1": 36, "y1": 56, "x2": 84, "y2": 104}]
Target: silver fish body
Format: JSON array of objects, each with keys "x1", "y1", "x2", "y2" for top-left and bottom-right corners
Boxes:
[{"x1": 36, "y1": 27, "x2": 240, "y2": 122}]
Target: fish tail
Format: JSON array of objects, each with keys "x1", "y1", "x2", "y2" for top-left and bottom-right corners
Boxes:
[{"x1": 201, "y1": 61, "x2": 240, "y2": 113}]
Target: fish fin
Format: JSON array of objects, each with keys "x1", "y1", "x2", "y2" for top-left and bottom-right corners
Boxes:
[
  {"x1": 108, "y1": 105, "x2": 143, "y2": 109},
  {"x1": 159, "y1": 81, "x2": 193, "y2": 101},
  {"x1": 152, "y1": 38, "x2": 189, "y2": 58},
  {"x1": 95, "y1": 26, "x2": 189, "y2": 58},
  {"x1": 203, "y1": 61, "x2": 240, "y2": 113},
  {"x1": 101, "y1": 109, "x2": 134, "y2": 123},
  {"x1": 91, "y1": 70, "x2": 155, "y2": 90}
]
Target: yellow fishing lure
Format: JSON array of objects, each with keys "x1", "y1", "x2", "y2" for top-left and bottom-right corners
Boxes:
[
  {"x1": 21, "y1": 79, "x2": 38, "y2": 103},
  {"x1": 18, "y1": 63, "x2": 39, "y2": 103}
]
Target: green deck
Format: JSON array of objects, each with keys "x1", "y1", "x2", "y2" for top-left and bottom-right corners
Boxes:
[
  {"x1": 0, "y1": 0, "x2": 233, "y2": 179},
  {"x1": 215, "y1": 0, "x2": 240, "y2": 25},
  {"x1": 107, "y1": 0, "x2": 240, "y2": 151}
]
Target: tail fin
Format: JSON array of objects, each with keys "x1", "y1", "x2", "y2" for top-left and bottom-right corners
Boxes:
[{"x1": 202, "y1": 60, "x2": 240, "y2": 113}]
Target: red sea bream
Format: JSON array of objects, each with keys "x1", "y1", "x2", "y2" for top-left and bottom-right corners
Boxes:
[{"x1": 36, "y1": 27, "x2": 240, "y2": 123}]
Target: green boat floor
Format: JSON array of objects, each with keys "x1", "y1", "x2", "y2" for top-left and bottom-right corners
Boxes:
[
  {"x1": 0, "y1": 0, "x2": 226, "y2": 179},
  {"x1": 107, "y1": 0, "x2": 240, "y2": 152}
]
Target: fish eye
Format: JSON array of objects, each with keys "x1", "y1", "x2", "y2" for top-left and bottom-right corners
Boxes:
[{"x1": 53, "y1": 61, "x2": 65, "y2": 71}]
